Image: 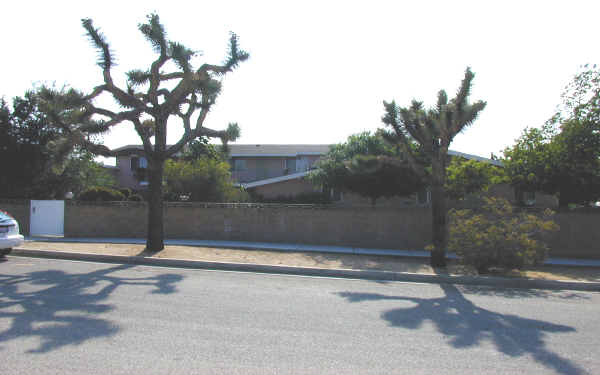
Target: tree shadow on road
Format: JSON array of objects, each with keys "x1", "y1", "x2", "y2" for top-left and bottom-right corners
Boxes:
[
  {"x1": 337, "y1": 282, "x2": 588, "y2": 375},
  {"x1": 0, "y1": 263, "x2": 183, "y2": 354},
  {"x1": 457, "y1": 284, "x2": 591, "y2": 300}
]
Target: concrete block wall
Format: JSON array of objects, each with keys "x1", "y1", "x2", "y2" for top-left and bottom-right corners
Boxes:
[
  {"x1": 2, "y1": 200, "x2": 598, "y2": 258},
  {"x1": 161, "y1": 204, "x2": 432, "y2": 249}
]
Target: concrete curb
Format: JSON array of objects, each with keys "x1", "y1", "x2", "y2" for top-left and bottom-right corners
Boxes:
[
  {"x1": 24, "y1": 237, "x2": 600, "y2": 267},
  {"x1": 10, "y1": 249, "x2": 600, "y2": 292}
]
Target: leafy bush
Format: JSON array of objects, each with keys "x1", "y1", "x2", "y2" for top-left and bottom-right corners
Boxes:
[
  {"x1": 119, "y1": 188, "x2": 132, "y2": 198},
  {"x1": 78, "y1": 186, "x2": 125, "y2": 202},
  {"x1": 164, "y1": 157, "x2": 246, "y2": 202},
  {"x1": 128, "y1": 193, "x2": 144, "y2": 202},
  {"x1": 252, "y1": 192, "x2": 332, "y2": 204},
  {"x1": 447, "y1": 197, "x2": 559, "y2": 273},
  {"x1": 445, "y1": 157, "x2": 506, "y2": 200}
]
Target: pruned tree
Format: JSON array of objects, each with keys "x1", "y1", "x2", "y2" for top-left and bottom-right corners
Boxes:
[
  {"x1": 39, "y1": 14, "x2": 248, "y2": 251},
  {"x1": 164, "y1": 157, "x2": 248, "y2": 203},
  {"x1": 445, "y1": 157, "x2": 506, "y2": 201},
  {"x1": 382, "y1": 68, "x2": 486, "y2": 267},
  {"x1": 308, "y1": 131, "x2": 425, "y2": 206}
]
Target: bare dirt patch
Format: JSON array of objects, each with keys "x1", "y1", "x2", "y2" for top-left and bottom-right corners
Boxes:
[{"x1": 16, "y1": 241, "x2": 600, "y2": 283}]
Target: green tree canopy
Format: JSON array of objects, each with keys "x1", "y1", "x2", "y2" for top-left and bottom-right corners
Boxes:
[
  {"x1": 503, "y1": 65, "x2": 600, "y2": 207},
  {"x1": 445, "y1": 157, "x2": 506, "y2": 201},
  {"x1": 309, "y1": 131, "x2": 425, "y2": 205},
  {"x1": 164, "y1": 157, "x2": 247, "y2": 202},
  {"x1": 0, "y1": 90, "x2": 114, "y2": 199}
]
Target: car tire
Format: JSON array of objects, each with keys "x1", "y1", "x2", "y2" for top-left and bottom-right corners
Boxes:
[{"x1": 0, "y1": 248, "x2": 12, "y2": 257}]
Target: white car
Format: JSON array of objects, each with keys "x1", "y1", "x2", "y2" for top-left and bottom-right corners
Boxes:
[{"x1": 0, "y1": 210, "x2": 24, "y2": 256}]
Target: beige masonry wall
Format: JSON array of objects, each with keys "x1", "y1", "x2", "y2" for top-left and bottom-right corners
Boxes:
[
  {"x1": 65, "y1": 202, "x2": 433, "y2": 250},
  {"x1": 2, "y1": 200, "x2": 598, "y2": 258}
]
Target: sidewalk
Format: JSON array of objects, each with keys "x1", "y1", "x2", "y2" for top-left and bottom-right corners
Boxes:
[
  {"x1": 23, "y1": 236, "x2": 600, "y2": 267},
  {"x1": 9, "y1": 237, "x2": 600, "y2": 292}
]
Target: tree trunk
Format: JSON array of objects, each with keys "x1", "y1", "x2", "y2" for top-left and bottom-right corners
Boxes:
[
  {"x1": 430, "y1": 159, "x2": 447, "y2": 268},
  {"x1": 146, "y1": 157, "x2": 165, "y2": 252},
  {"x1": 558, "y1": 188, "x2": 576, "y2": 209}
]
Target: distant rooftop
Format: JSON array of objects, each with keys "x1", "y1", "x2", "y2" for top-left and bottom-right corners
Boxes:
[
  {"x1": 111, "y1": 144, "x2": 332, "y2": 157},
  {"x1": 111, "y1": 143, "x2": 501, "y2": 165},
  {"x1": 228, "y1": 144, "x2": 332, "y2": 157}
]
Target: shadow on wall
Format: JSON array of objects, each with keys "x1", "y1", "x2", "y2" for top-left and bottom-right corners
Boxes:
[
  {"x1": 336, "y1": 282, "x2": 586, "y2": 375},
  {"x1": 0, "y1": 262, "x2": 183, "y2": 353}
]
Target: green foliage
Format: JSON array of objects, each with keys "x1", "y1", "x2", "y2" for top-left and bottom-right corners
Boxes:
[
  {"x1": 128, "y1": 193, "x2": 144, "y2": 202},
  {"x1": 0, "y1": 90, "x2": 113, "y2": 199},
  {"x1": 503, "y1": 125, "x2": 552, "y2": 195},
  {"x1": 56, "y1": 152, "x2": 117, "y2": 197},
  {"x1": 251, "y1": 191, "x2": 332, "y2": 204},
  {"x1": 118, "y1": 188, "x2": 132, "y2": 198},
  {"x1": 164, "y1": 157, "x2": 248, "y2": 202},
  {"x1": 553, "y1": 64, "x2": 599, "y2": 125},
  {"x1": 182, "y1": 138, "x2": 221, "y2": 161},
  {"x1": 0, "y1": 92, "x2": 57, "y2": 198},
  {"x1": 79, "y1": 186, "x2": 125, "y2": 201},
  {"x1": 309, "y1": 131, "x2": 425, "y2": 205},
  {"x1": 445, "y1": 158, "x2": 507, "y2": 200},
  {"x1": 448, "y1": 197, "x2": 559, "y2": 273},
  {"x1": 503, "y1": 66, "x2": 600, "y2": 207}
]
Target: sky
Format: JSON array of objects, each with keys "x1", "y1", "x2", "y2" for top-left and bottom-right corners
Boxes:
[{"x1": 2, "y1": 1, "x2": 599, "y2": 164}]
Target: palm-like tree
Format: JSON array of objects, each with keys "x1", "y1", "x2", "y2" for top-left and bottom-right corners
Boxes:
[
  {"x1": 39, "y1": 14, "x2": 248, "y2": 252},
  {"x1": 382, "y1": 68, "x2": 486, "y2": 267}
]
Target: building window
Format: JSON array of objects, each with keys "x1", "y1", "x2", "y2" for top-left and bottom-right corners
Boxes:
[
  {"x1": 130, "y1": 156, "x2": 148, "y2": 170},
  {"x1": 283, "y1": 158, "x2": 296, "y2": 174},
  {"x1": 130, "y1": 157, "x2": 138, "y2": 170},
  {"x1": 234, "y1": 159, "x2": 247, "y2": 171},
  {"x1": 130, "y1": 156, "x2": 149, "y2": 186}
]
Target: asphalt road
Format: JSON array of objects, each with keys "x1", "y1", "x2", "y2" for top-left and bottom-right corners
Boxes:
[{"x1": 1, "y1": 257, "x2": 598, "y2": 374}]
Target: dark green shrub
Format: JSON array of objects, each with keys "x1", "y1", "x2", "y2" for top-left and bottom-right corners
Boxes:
[
  {"x1": 128, "y1": 193, "x2": 144, "y2": 202},
  {"x1": 119, "y1": 188, "x2": 132, "y2": 198},
  {"x1": 252, "y1": 192, "x2": 332, "y2": 204},
  {"x1": 447, "y1": 197, "x2": 559, "y2": 273},
  {"x1": 78, "y1": 186, "x2": 126, "y2": 201}
]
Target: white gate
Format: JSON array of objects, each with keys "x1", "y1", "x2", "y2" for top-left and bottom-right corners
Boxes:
[{"x1": 30, "y1": 200, "x2": 65, "y2": 237}]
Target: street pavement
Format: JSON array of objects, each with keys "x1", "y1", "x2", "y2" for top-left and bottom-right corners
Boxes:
[{"x1": 1, "y1": 257, "x2": 598, "y2": 374}]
